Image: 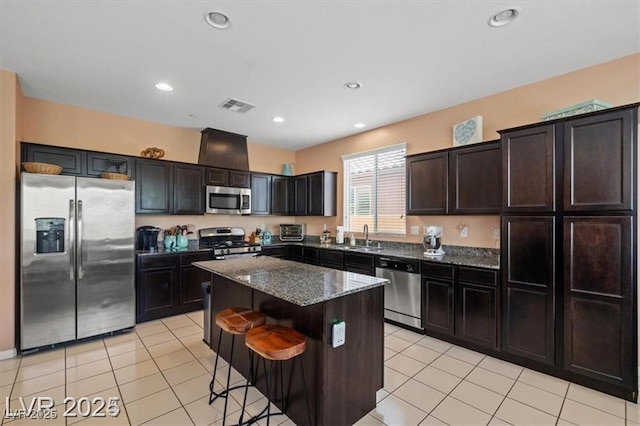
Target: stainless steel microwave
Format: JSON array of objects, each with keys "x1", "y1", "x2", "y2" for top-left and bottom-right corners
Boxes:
[{"x1": 205, "y1": 186, "x2": 251, "y2": 215}]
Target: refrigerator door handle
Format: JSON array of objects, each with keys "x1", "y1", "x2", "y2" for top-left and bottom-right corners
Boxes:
[
  {"x1": 69, "y1": 199, "x2": 75, "y2": 280},
  {"x1": 77, "y1": 200, "x2": 83, "y2": 280}
]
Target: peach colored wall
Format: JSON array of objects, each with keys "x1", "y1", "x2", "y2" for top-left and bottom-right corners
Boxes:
[
  {"x1": 296, "y1": 53, "x2": 640, "y2": 247},
  {"x1": 0, "y1": 70, "x2": 22, "y2": 355}
]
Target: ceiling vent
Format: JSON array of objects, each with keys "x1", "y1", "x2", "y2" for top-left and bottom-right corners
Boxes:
[{"x1": 218, "y1": 98, "x2": 256, "y2": 114}]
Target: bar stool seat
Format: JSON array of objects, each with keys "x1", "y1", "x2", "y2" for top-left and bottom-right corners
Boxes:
[
  {"x1": 239, "y1": 324, "x2": 311, "y2": 425},
  {"x1": 209, "y1": 307, "x2": 265, "y2": 426},
  {"x1": 217, "y1": 307, "x2": 266, "y2": 335},
  {"x1": 245, "y1": 324, "x2": 306, "y2": 360}
]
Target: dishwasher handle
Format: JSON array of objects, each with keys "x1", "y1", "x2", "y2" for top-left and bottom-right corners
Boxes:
[{"x1": 376, "y1": 257, "x2": 420, "y2": 273}]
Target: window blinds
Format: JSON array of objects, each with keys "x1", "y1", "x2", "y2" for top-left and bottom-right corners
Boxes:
[{"x1": 342, "y1": 143, "x2": 406, "y2": 235}]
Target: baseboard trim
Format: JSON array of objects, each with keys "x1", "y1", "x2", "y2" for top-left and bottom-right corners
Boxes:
[{"x1": 0, "y1": 348, "x2": 17, "y2": 360}]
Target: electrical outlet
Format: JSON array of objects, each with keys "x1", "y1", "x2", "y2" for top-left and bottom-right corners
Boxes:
[
  {"x1": 410, "y1": 226, "x2": 419, "y2": 235},
  {"x1": 460, "y1": 226, "x2": 468, "y2": 238},
  {"x1": 332, "y1": 321, "x2": 346, "y2": 348},
  {"x1": 493, "y1": 228, "x2": 500, "y2": 240},
  {"x1": 423, "y1": 226, "x2": 429, "y2": 235}
]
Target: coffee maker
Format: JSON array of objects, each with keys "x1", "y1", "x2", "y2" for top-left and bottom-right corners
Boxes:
[
  {"x1": 423, "y1": 225, "x2": 445, "y2": 256},
  {"x1": 136, "y1": 226, "x2": 161, "y2": 250}
]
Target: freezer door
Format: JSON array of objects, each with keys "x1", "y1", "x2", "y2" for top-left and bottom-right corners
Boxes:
[
  {"x1": 76, "y1": 177, "x2": 135, "y2": 339},
  {"x1": 21, "y1": 173, "x2": 77, "y2": 350}
]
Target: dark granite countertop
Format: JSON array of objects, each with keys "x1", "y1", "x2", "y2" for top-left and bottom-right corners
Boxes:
[
  {"x1": 136, "y1": 246, "x2": 212, "y2": 257},
  {"x1": 262, "y1": 241, "x2": 500, "y2": 269},
  {"x1": 193, "y1": 257, "x2": 389, "y2": 306}
]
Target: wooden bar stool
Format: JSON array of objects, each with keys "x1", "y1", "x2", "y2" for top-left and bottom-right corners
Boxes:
[
  {"x1": 209, "y1": 307, "x2": 266, "y2": 425},
  {"x1": 239, "y1": 324, "x2": 312, "y2": 426}
]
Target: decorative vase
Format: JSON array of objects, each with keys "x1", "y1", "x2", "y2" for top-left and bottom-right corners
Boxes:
[
  {"x1": 176, "y1": 235, "x2": 188, "y2": 248},
  {"x1": 164, "y1": 235, "x2": 176, "y2": 249}
]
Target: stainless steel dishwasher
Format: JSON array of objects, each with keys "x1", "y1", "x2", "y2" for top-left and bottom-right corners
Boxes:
[{"x1": 376, "y1": 256, "x2": 422, "y2": 329}]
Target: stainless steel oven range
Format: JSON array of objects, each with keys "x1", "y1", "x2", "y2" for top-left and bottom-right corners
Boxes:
[{"x1": 199, "y1": 227, "x2": 261, "y2": 259}]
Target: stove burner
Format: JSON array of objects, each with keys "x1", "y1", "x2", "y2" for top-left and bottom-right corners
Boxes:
[{"x1": 198, "y1": 227, "x2": 261, "y2": 257}]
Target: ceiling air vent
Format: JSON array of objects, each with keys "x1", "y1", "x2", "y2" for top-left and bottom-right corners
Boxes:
[{"x1": 218, "y1": 98, "x2": 256, "y2": 114}]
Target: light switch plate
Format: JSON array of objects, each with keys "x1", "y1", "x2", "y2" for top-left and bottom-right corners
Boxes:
[
  {"x1": 460, "y1": 226, "x2": 468, "y2": 238},
  {"x1": 410, "y1": 226, "x2": 419, "y2": 235}
]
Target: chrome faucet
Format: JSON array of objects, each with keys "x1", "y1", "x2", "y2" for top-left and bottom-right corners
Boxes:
[{"x1": 363, "y1": 224, "x2": 371, "y2": 247}]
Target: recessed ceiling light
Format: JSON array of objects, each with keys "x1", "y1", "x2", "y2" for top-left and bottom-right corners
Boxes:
[
  {"x1": 344, "y1": 81, "x2": 362, "y2": 90},
  {"x1": 354, "y1": 123, "x2": 366, "y2": 128},
  {"x1": 204, "y1": 11, "x2": 232, "y2": 29},
  {"x1": 155, "y1": 82, "x2": 173, "y2": 91},
  {"x1": 488, "y1": 8, "x2": 520, "y2": 27},
  {"x1": 272, "y1": 116, "x2": 285, "y2": 123}
]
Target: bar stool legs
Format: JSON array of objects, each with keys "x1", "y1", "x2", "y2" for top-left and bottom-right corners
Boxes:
[
  {"x1": 239, "y1": 324, "x2": 313, "y2": 426},
  {"x1": 208, "y1": 308, "x2": 266, "y2": 426}
]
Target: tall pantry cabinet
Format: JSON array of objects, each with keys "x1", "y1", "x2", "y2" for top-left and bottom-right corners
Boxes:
[{"x1": 500, "y1": 104, "x2": 638, "y2": 401}]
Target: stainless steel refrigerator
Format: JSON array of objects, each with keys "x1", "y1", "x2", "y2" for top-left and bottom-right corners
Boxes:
[{"x1": 20, "y1": 172, "x2": 135, "y2": 351}]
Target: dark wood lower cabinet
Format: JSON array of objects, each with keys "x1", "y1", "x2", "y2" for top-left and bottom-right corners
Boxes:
[
  {"x1": 563, "y1": 216, "x2": 635, "y2": 392},
  {"x1": 423, "y1": 277, "x2": 454, "y2": 335},
  {"x1": 501, "y1": 216, "x2": 556, "y2": 365},
  {"x1": 137, "y1": 252, "x2": 209, "y2": 322},
  {"x1": 455, "y1": 282, "x2": 497, "y2": 349}
]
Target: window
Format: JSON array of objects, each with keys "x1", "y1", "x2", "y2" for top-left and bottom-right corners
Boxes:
[{"x1": 342, "y1": 143, "x2": 406, "y2": 235}]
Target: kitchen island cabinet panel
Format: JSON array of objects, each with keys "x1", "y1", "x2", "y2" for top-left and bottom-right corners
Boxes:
[
  {"x1": 201, "y1": 259, "x2": 385, "y2": 426},
  {"x1": 563, "y1": 108, "x2": 634, "y2": 212}
]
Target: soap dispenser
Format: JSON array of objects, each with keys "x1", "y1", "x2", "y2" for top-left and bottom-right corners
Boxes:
[{"x1": 349, "y1": 233, "x2": 356, "y2": 246}]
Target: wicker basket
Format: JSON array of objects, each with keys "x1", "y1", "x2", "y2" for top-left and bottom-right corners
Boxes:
[
  {"x1": 22, "y1": 162, "x2": 63, "y2": 175},
  {"x1": 101, "y1": 172, "x2": 130, "y2": 181}
]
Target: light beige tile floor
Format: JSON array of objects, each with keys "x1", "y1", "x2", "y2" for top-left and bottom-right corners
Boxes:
[{"x1": 1, "y1": 312, "x2": 638, "y2": 425}]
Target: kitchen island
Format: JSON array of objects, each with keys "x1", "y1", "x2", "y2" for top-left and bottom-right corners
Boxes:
[{"x1": 193, "y1": 256, "x2": 389, "y2": 426}]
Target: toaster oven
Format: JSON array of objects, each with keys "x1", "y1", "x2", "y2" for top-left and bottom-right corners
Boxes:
[{"x1": 279, "y1": 223, "x2": 304, "y2": 241}]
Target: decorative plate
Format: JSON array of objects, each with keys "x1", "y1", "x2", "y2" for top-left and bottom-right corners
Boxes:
[{"x1": 453, "y1": 116, "x2": 483, "y2": 146}]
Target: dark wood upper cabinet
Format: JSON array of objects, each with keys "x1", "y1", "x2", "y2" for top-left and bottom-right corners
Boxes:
[
  {"x1": 406, "y1": 151, "x2": 448, "y2": 215},
  {"x1": 173, "y1": 164, "x2": 204, "y2": 215},
  {"x1": 449, "y1": 141, "x2": 501, "y2": 214},
  {"x1": 293, "y1": 175, "x2": 308, "y2": 216},
  {"x1": 271, "y1": 175, "x2": 292, "y2": 216},
  {"x1": 137, "y1": 161, "x2": 203, "y2": 215},
  {"x1": 291, "y1": 171, "x2": 336, "y2": 216},
  {"x1": 229, "y1": 170, "x2": 250, "y2": 188},
  {"x1": 204, "y1": 167, "x2": 229, "y2": 186},
  {"x1": 563, "y1": 108, "x2": 635, "y2": 212},
  {"x1": 501, "y1": 125, "x2": 556, "y2": 212},
  {"x1": 23, "y1": 144, "x2": 85, "y2": 175},
  {"x1": 563, "y1": 216, "x2": 634, "y2": 389},
  {"x1": 307, "y1": 171, "x2": 337, "y2": 216},
  {"x1": 250, "y1": 173, "x2": 272, "y2": 215},
  {"x1": 501, "y1": 215, "x2": 556, "y2": 365},
  {"x1": 135, "y1": 159, "x2": 173, "y2": 214},
  {"x1": 86, "y1": 152, "x2": 134, "y2": 178}
]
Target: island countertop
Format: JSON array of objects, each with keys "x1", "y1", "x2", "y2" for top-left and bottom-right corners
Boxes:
[{"x1": 193, "y1": 256, "x2": 389, "y2": 307}]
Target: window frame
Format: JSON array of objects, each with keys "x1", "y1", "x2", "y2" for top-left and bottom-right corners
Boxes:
[{"x1": 342, "y1": 142, "x2": 407, "y2": 236}]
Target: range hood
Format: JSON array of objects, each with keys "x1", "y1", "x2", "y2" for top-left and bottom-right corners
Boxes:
[{"x1": 198, "y1": 127, "x2": 249, "y2": 171}]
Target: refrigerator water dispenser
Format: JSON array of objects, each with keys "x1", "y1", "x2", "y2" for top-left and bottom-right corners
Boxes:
[{"x1": 35, "y1": 218, "x2": 65, "y2": 254}]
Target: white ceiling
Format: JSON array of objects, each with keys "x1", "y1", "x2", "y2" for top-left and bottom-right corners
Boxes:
[{"x1": 1, "y1": 1, "x2": 639, "y2": 150}]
